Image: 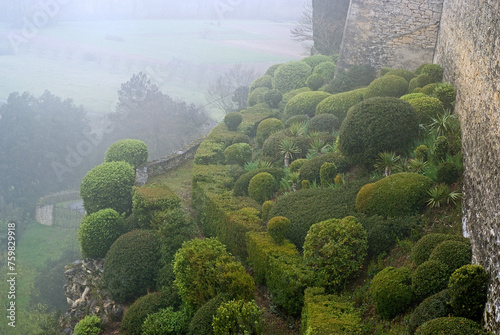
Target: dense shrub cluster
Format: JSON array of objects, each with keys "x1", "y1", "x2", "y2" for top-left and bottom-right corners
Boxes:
[
  {"x1": 224, "y1": 207, "x2": 263, "y2": 259},
  {"x1": 407, "y1": 96, "x2": 444, "y2": 125},
  {"x1": 415, "y1": 317, "x2": 490, "y2": 335},
  {"x1": 412, "y1": 260, "x2": 449, "y2": 300},
  {"x1": 132, "y1": 184, "x2": 181, "y2": 229},
  {"x1": 224, "y1": 112, "x2": 243, "y2": 131},
  {"x1": 298, "y1": 152, "x2": 348, "y2": 183},
  {"x1": 104, "y1": 139, "x2": 148, "y2": 168},
  {"x1": 338, "y1": 97, "x2": 419, "y2": 167},
  {"x1": 356, "y1": 173, "x2": 433, "y2": 217},
  {"x1": 428, "y1": 240, "x2": 472, "y2": 277},
  {"x1": 267, "y1": 216, "x2": 290, "y2": 244},
  {"x1": 308, "y1": 113, "x2": 340, "y2": 133},
  {"x1": 315, "y1": 89, "x2": 364, "y2": 122},
  {"x1": 74, "y1": 315, "x2": 102, "y2": 335},
  {"x1": 103, "y1": 230, "x2": 161, "y2": 303},
  {"x1": 255, "y1": 118, "x2": 284, "y2": 146},
  {"x1": 409, "y1": 289, "x2": 453, "y2": 334},
  {"x1": 194, "y1": 140, "x2": 226, "y2": 165},
  {"x1": 212, "y1": 300, "x2": 264, "y2": 335},
  {"x1": 250, "y1": 75, "x2": 273, "y2": 91},
  {"x1": 273, "y1": 61, "x2": 312, "y2": 93},
  {"x1": 223, "y1": 142, "x2": 252, "y2": 166},
  {"x1": 409, "y1": 74, "x2": 433, "y2": 92},
  {"x1": 410, "y1": 233, "x2": 468, "y2": 266},
  {"x1": 80, "y1": 161, "x2": 136, "y2": 215},
  {"x1": 248, "y1": 172, "x2": 276, "y2": 204},
  {"x1": 384, "y1": 69, "x2": 415, "y2": 82},
  {"x1": 302, "y1": 54, "x2": 334, "y2": 68},
  {"x1": 320, "y1": 162, "x2": 337, "y2": 187},
  {"x1": 78, "y1": 208, "x2": 124, "y2": 259},
  {"x1": 306, "y1": 74, "x2": 326, "y2": 91},
  {"x1": 283, "y1": 91, "x2": 331, "y2": 119},
  {"x1": 433, "y1": 82, "x2": 456, "y2": 110},
  {"x1": 264, "y1": 89, "x2": 282, "y2": 108},
  {"x1": 313, "y1": 61, "x2": 336, "y2": 79},
  {"x1": 364, "y1": 75, "x2": 408, "y2": 99},
  {"x1": 247, "y1": 87, "x2": 269, "y2": 106},
  {"x1": 188, "y1": 294, "x2": 228, "y2": 335},
  {"x1": 303, "y1": 216, "x2": 368, "y2": 291},
  {"x1": 233, "y1": 167, "x2": 284, "y2": 197}
]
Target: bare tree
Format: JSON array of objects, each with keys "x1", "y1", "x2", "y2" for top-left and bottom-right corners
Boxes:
[{"x1": 206, "y1": 64, "x2": 257, "y2": 115}]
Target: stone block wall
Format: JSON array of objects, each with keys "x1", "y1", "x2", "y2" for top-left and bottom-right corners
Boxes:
[
  {"x1": 434, "y1": 0, "x2": 500, "y2": 332},
  {"x1": 337, "y1": 0, "x2": 444, "y2": 71}
]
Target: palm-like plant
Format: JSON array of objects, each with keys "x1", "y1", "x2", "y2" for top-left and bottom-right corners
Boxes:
[
  {"x1": 408, "y1": 157, "x2": 429, "y2": 174},
  {"x1": 288, "y1": 171, "x2": 300, "y2": 192},
  {"x1": 374, "y1": 152, "x2": 401, "y2": 176},
  {"x1": 426, "y1": 184, "x2": 462, "y2": 208},
  {"x1": 289, "y1": 122, "x2": 307, "y2": 137},
  {"x1": 428, "y1": 109, "x2": 459, "y2": 137},
  {"x1": 279, "y1": 138, "x2": 301, "y2": 167},
  {"x1": 307, "y1": 138, "x2": 330, "y2": 157}
]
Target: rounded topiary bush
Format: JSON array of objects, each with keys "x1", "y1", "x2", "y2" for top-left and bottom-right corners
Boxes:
[
  {"x1": 436, "y1": 161, "x2": 460, "y2": 185},
  {"x1": 401, "y1": 92, "x2": 427, "y2": 102},
  {"x1": 284, "y1": 115, "x2": 310, "y2": 127},
  {"x1": 384, "y1": 69, "x2": 415, "y2": 82},
  {"x1": 338, "y1": 97, "x2": 419, "y2": 167},
  {"x1": 433, "y1": 83, "x2": 456, "y2": 110},
  {"x1": 420, "y1": 83, "x2": 438, "y2": 95},
  {"x1": 266, "y1": 63, "x2": 281, "y2": 76},
  {"x1": 320, "y1": 162, "x2": 337, "y2": 187},
  {"x1": 410, "y1": 233, "x2": 468, "y2": 266},
  {"x1": 224, "y1": 112, "x2": 243, "y2": 131},
  {"x1": 103, "y1": 230, "x2": 161, "y2": 303},
  {"x1": 355, "y1": 173, "x2": 433, "y2": 217},
  {"x1": 428, "y1": 240, "x2": 472, "y2": 277},
  {"x1": 412, "y1": 260, "x2": 450, "y2": 300},
  {"x1": 188, "y1": 294, "x2": 228, "y2": 335},
  {"x1": 261, "y1": 200, "x2": 274, "y2": 222},
  {"x1": 313, "y1": 61, "x2": 336, "y2": 79},
  {"x1": 78, "y1": 208, "x2": 124, "y2": 259},
  {"x1": 407, "y1": 96, "x2": 444, "y2": 125},
  {"x1": 370, "y1": 266, "x2": 414, "y2": 319},
  {"x1": 306, "y1": 74, "x2": 326, "y2": 91},
  {"x1": 448, "y1": 264, "x2": 489, "y2": 322},
  {"x1": 298, "y1": 152, "x2": 347, "y2": 184},
  {"x1": 142, "y1": 307, "x2": 188, "y2": 335},
  {"x1": 315, "y1": 89, "x2": 365, "y2": 122},
  {"x1": 212, "y1": 300, "x2": 264, "y2": 335},
  {"x1": 289, "y1": 158, "x2": 308, "y2": 173},
  {"x1": 303, "y1": 54, "x2": 334, "y2": 68},
  {"x1": 409, "y1": 74, "x2": 433, "y2": 92},
  {"x1": 256, "y1": 118, "x2": 284, "y2": 146},
  {"x1": 415, "y1": 317, "x2": 488, "y2": 335},
  {"x1": 120, "y1": 290, "x2": 181, "y2": 335},
  {"x1": 224, "y1": 143, "x2": 252, "y2": 166},
  {"x1": 419, "y1": 64, "x2": 444, "y2": 83},
  {"x1": 233, "y1": 168, "x2": 285, "y2": 197},
  {"x1": 264, "y1": 89, "x2": 283, "y2": 108},
  {"x1": 364, "y1": 75, "x2": 408, "y2": 99},
  {"x1": 409, "y1": 289, "x2": 452, "y2": 335},
  {"x1": 267, "y1": 216, "x2": 291, "y2": 244},
  {"x1": 248, "y1": 172, "x2": 276, "y2": 204},
  {"x1": 308, "y1": 113, "x2": 340, "y2": 133},
  {"x1": 173, "y1": 238, "x2": 254, "y2": 309},
  {"x1": 273, "y1": 61, "x2": 312, "y2": 93},
  {"x1": 250, "y1": 75, "x2": 273, "y2": 91},
  {"x1": 80, "y1": 161, "x2": 135, "y2": 215},
  {"x1": 304, "y1": 216, "x2": 367, "y2": 292},
  {"x1": 104, "y1": 139, "x2": 148, "y2": 169},
  {"x1": 283, "y1": 91, "x2": 331, "y2": 119},
  {"x1": 247, "y1": 86, "x2": 269, "y2": 106},
  {"x1": 415, "y1": 145, "x2": 430, "y2": 161},
  {"x1": 74, "y1": 315, "x2": 102, "y2": 335}
]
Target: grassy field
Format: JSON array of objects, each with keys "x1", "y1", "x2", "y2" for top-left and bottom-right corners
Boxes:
[{"x1": 0, "y1": 19, "x2": 304, "y2": 115}]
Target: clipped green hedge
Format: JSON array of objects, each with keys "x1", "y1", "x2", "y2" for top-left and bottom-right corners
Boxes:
[
  {"x1": 213, "y1": 300, "x2": 264, "y2": 335},
  {"x1": 104, "y1": 139, "x2": 148, "y2": 168},
  {"x1": 233, "y1": 168, "x2": 285, "y2": 197},
  {"x1": 428, "y1": 240, "x2": 472, "y2": 278},
  {"x1": 224, "y1": 142, "x2": 252, "y2": 166},
  {"x1": 269, "y1": 180, "x2": 367, "y2": 249},
  {"x1": 273, "y1": 61, "x2": 312, "y2": 93},
  {"x1": 433, "y1": 82, "x2": 456, "y2": 110},
  {"x1": 173, "y1": 238, "x2": 254, "y2": 309},
  {"x1": 283, "y1": 91, "x2": 331, "y2": 119},
  {"x1": 194, "y1": 140, "x2": 226, "y2": 165},
  {"x1": 356, "y1": 172, "x2": 433, "y2": 217},
  {"x1": 267, "y1": 216, "x2": 290, "y2": 245},
  {"x1": 401, "y1": 92, "x2": 428, "y2": 102},
  {"x1": 103, "y1": 230, "x2": 161, "y2": 303},
  {"x1": 415, "y1": 317, "x2": 491, "y2": 335},
  {"x1": 267, "y1": 254, "x2": 313, "y2": 316},
  {"x1": 410, "y1": 233, "x2": 469, "y2": 266},
  {"x1": 255, "y1": 118, "x2": 284, "y2": 146},
  {"x1": 132, "y1": 184, "x2": 181, "y2": 229},
  {"x1": 142, "y1": 307, "x2": 188, "y2": 335},
  {"x1": 412, "y1": 260, "x2": 450, "y2": 300},
  {"x1": 338, "y1": 97, "x2": 419, "y2": 167},
  {"x1": 80, "y1": 161, "x2": 135, "y2": 215},
  {"x1": 370, "y1": 266, "x2": 414, "y2": 319},
  {"x1": 246, "y1": 231, "x2": 298, "y2": 285},
  {"x1": 409, "y1": 74, "x2": 433, "y2": 92},
  {"x1": 409, "y1": 289, "x2": 453, "y2": 335},
  {"x1": 419, "y1": 64, "x2": 444, "y2": 83},
  {"x1": 301, "y1": 287, "x2": 363, "y2": 335},
  {"x1": 224, "y1": 207, "x2": 264, "y2": 260},
  {"x1": 384, "y1": 69, "x2": 415, "y2": 82},
  {"x1": 120, "y1": 290, "x2": 181, "y2": 335},
  {"x1": 407, "y1": 96, "x2": 444, "y2": 125},
  {"x1": 78, "y1": 208, "x2": 124, "y2": 259},
  {"x1": 364, "y1": 75, "x2": 408, "y2": 99}
]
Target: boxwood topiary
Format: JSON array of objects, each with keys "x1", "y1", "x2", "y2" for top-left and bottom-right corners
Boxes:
[
  {"x1": 247, "y1": 86, "x2": 270, "y2": 107},
  {"x1": 299, "y1": 152, "x2": 348, "y2": 183},
  {"x1": 269, "y1": 179, "x2": 367, "y2": 249},
  {"x1": 384, "y1": 69, "x2": 416, "y2": 82},
  {"x1": 74, "y1": 315, "x2": 102, "y2": 335},
  {"x1": 224, "y1": 143, "x2": 252, "y2": 166},
  {"x1": 355, "y1": 172, "x2": 433, "y2": 217},
  {"x1": 410, "y1": 233, "x2": 468, "y2": 266},
  {"x1": 315, "y1": 89, "x2": 365, "y2": 122},
  {"x1": 448, "y1": 264, "x2": 489, "y2": 322},
  {"x1": 265, "y1": 63, "x2": 281, "y2": 76},
  {"x1": 142, "y1": 307, "x2": 188, "y2": 335},
  {"x1": 407, "y1": 96, "x2": 444, "y2": 125},
  {"x1": 173, "y1": 238, "x2": 254, "y2": 309},
  {"x1": 284, "y1": 115, "x2": 310, "y2": 127},
  {"x1": 415, "y1": 317, "x2": 490, "y2": 335},
  {"x1": 103, "y1": 230, "x2": 161, "y2": 303},
  {"x1": 78, "y1": 208, "x2": 124, "y2": 259},
  {"x1": 432, "y1": 82, "x2": 456, "y2": 110},
  {"x1": 370, "y1": 266, "x2": 414, "y2": 319},
  {"x1": 188, "y1": 294, "x2": 229, "y2": 335},
  {"x1": 261, "y1": 200, "x2": 274, "y2": 222},
  {"x1": 420, "y1": 83, "x2": 438, "y2": 95},
  {"x1": 273, "y1": 61, "x2": 312, "y2": 93},
  {"x1": 250, "y1": 75, "x2": 273, "y2": 91},
  {"x1": 419, "y1": 64, "x2": 444, "y2": 83},
  {"x1": 409, "y1": 74, "x2": 433, "y2": 92},
  {"x1": 428, "y1": 240, "x2": 472, "y2": 277},
  {"x1": 401, "y1": 92, "x2": 428, "y2": 102},
  {"x1": 132, "y1": 184, "x2": 181, "y2": 229},
  {"x1": 364, "y1": 75, "x2": 408, "y2": 99},
  {"x1": 80, "y1": 161, "x2": 135, "y2": 215},
  {"x1": 303, "y1": 216, "x2": 367, "y2": 292},
  {"x1": 338, "y1": 97, "x2": 419, "y2": 167},
  {"x1": 233, "y1": 168, "x2": 285, "y2": 197},
  {"x1": 436, "y1": 161, "x2": 460, "y2": 185},
  {"x1": 255, "y1": 118, "x2": 284, "y2": 146},
  {"x1": 283, "y1": 91, "x2": 331, "y2": 120},
  {"x1": 313, "y1": 61, "x2": 336, "y2": 79},
  {"x1": 120, "y1": 289, "x2": 181, "y2": 335},
  {"x1": 194, "y1": 140, "x2": 226, "y2": 165},
  {"x1": 412, "y1": 260, "x2": 450, "y2": 300},
  {"x1": 409, "y1": 289, "x2": 453, "y2": 335},
  {"x1": 306, "y1": 74, "x2": 326, "y2": 91},
  {"x1": 302, "y1": 54, "x2": 334, "y2": 68},
  {"x1": 289, "y1": 158, "x2": 308, "y2": 173},
  {"x1": 320, "y1": 162, "x2": 337, "y2": 187},
  {"x1": 248, "y1": 172, "x2": 276, "y2": 204},
  {"x1": 264, "y1": 89, "x2": 282, "y2": 108},
  {"x1": 104, "y1": 139, "x2": 148, "y2": 168},
  {"x1": 224, "y1": 112, "x2": 243, "y2": 131},
  {"x1": 308, "y1": 113, "x2": 340, "y2": 133},
  {"x1": 267, "y1": 216, "x2": 290, "y2": 245},
  {"x1": 212, "y1": 300, "x2": 264, "y2": 335}
]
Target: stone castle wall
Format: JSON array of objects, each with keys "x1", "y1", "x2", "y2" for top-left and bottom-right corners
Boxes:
[
  {"x1": 434, "y1": 1, "x2": 500, "y2": 332},
  {"x1": 337, "y1": 0, "x2": 444, "y2": 71}
]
